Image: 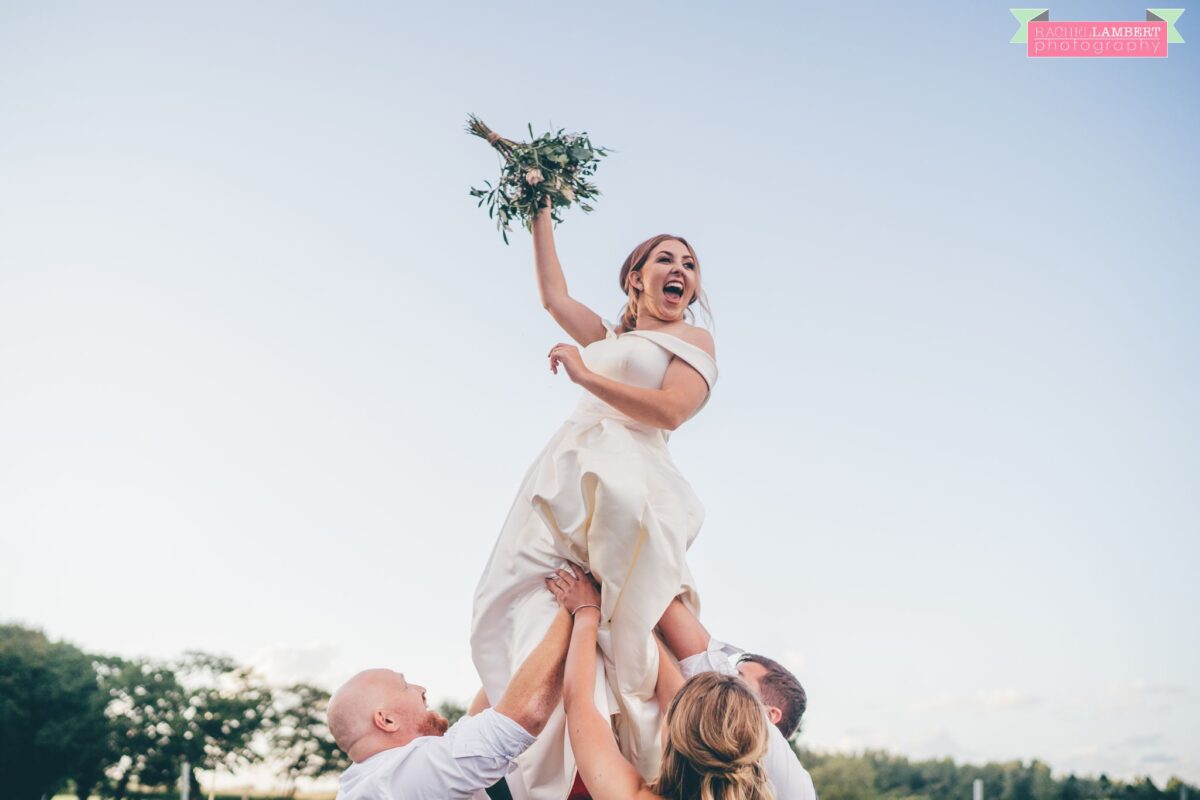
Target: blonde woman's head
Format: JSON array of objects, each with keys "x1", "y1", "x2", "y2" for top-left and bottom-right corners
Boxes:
[
  {"x1": 616, "y1": 234, "x2": 712, "y2": 333},
  {"x1": 652, "y1": 671, "x2": 775, "y2": 800}
]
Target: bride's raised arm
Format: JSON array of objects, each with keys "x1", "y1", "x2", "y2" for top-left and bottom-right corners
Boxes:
[{"x1": 533, "y1": 199, "x2": 607, "y2": 347}]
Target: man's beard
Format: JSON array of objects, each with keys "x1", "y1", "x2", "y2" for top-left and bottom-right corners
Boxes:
[{"x1": 417, "y1": 710, "x2": 450, "y2": 737}]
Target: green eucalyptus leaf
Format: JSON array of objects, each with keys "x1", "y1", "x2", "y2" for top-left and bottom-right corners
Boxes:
[{"x1": 468, "y1": 116, "x2": 609, "y2": 243}]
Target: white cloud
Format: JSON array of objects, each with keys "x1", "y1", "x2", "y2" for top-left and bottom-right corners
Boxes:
[
  {"x1": 1068, "y1": 682, "x2": 1198, "y2": 717},
  {"x1": 905, "y1": 688, "x2": 1042, "y2": 714},
  {"x1": 906, "y1": 730, "x2": 974, "y2": 762},
  {"x1": 249, "y1": 642, "x2": 341, "y2": 688},
  {"x1": 979, "y1": 688, "x2": 1042, "y2": 712}
]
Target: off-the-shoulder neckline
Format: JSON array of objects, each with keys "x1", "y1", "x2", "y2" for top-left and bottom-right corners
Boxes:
[{"x1": 613, "y1": 327, "x2": 714, "y2": 358}]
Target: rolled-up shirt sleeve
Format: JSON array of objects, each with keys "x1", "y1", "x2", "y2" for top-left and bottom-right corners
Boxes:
[
  {"x1": 678, "y1": 637, "x2": 741, "y2": 679},
  {"x1": 389, "y1": 709, "x2": 536, "y2": 799}
]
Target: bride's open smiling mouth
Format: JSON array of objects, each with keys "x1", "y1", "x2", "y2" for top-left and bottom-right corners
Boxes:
[{"x1": 663, "y1": 279, "x2": 686, "y2": 303}]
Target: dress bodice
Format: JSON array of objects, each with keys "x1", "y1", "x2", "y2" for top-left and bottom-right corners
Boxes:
[{"x1": 569, "y1": 320, "x2": 718, "y2": 433}]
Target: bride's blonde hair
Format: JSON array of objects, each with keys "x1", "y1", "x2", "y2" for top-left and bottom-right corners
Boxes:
[
  {"x1": 650, "y1": 672, "x2": 775, "y2": 800},
  {"x1": 616, "y1": 234, "x2": 713, "y2": 334}
]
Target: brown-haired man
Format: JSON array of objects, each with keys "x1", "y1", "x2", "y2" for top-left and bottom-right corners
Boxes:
[
  {"x1": 657, "y1": 599, "x2": 817, "y2": 800},
  {"x1": 737, "y1": 652, "x2": 808, "y2": 739}
]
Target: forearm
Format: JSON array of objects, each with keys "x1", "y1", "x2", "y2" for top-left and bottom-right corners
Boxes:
[
  {"x1": 657, "y1": 597, "x2": 712, "y2": 661},
  {"x1": 468, "y1": 687, "x2": 490, "y2": 716},
  {"x1": 654, "y1": 638, "x2": 685, "y2": 712},
  {"x1": 577, "y1": 371, "x2": 689, "y2": 430},
  {"x1": 495, "y1": 608, "x2": 572, "y2": 734},
  {"x1": 564, "y1": 609, "x2": 647, "y2": 799},
  {"x1": 562, "y1": 608, "x2": 600, "y2": 714},
  {"x1": 532, "y1": 207, "x2": 568, "y2": 307}
]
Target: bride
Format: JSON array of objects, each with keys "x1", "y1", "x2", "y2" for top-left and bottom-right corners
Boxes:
[{"x1": 471, "y1": 197, "x2": 718, "y2": 799}]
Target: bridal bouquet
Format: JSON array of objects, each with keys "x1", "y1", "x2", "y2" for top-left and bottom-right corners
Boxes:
[{"x1": 466, "y1": 114, "x2": 610, "y2": 244}]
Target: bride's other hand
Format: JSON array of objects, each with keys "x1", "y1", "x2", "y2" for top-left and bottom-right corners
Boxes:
[
  {"x1": 548, "y1": 343, "x2": 590, "y2": 384},
  {"x1": 546, "y1": 563, "x2": 601, "y2": 616}
]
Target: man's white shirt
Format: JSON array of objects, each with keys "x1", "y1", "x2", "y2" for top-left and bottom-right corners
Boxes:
[
  {"x1": 679, "y1": 639, "x2": 818, "y2": 800},
  {"x1": 335, "y1": 708, "x2": 534, "y2": 800}
]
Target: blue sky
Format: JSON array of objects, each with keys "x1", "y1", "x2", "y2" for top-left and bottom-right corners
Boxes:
[{"x1": 1, "y1": 0, "x2": 1197, "y2": 787}]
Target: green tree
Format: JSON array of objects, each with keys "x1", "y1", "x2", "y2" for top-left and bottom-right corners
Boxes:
[
  {"x1": 0, "y1": 624, "x2": 108, "y2": 800},
  {"x1": 102, "y1": 651, "x2": 273, "y2": 797},
  {"x1": 176, "y1": 652, "x2": 275, "y2": 794},
  {"x1": 268, "y1": 682, "x2": 350, "y2": 796},
  {"x1": 810, "y1": 754, "x2": 880, "y2": 800},
  {"x1": 101, "y1": 656, "x2": 186, "y2": 799},
  {"x1": 438, "y1": 700, "x2": 468, "y2": 727},
  {"x1": 69, "y1": 655, "x2": 137, "y2": 800},
  {"x1": 1060, "y1": 775, "x2": 1084, "y2": 800},
  {"x1": 1124, "y1": 777, "x2": 1166, "y2": 800}
]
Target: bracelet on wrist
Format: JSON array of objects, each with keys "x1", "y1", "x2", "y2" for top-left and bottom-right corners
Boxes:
[{"x1": 571, "y1": 603, "x2": 601, "y2": 617}]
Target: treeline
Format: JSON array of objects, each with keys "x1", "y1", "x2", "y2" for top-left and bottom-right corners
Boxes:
[
  {"x1": 795, "y1": 748, "x2": 1197, "y2": 800},
  {"x1": 4, "y1": 623, "x2": 1196, "y2": 800},
  {"x1": 0, "y1": 623, "x2": 351, "y2": 800}
]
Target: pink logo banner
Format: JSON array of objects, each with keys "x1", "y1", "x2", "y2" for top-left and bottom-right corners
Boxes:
[{"x1": 1028, "y1": 19, "x2": 1167, "y2": 56}]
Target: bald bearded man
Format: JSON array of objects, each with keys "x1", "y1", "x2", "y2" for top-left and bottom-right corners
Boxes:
[{"x1": 328, "y1": 600, "x2": 576, "y2": 800}]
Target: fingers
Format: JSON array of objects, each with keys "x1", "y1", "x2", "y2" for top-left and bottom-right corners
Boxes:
[
  {"x1": 545, "y1": 566, "x2": 583, "y2": 596},
  {"x1": 544, "y1": 576, "x2": 566, "y2": 600},
  {"x1": 548, "y1": 344, "x2": 581, "y2": 378},
  {"x1": 547, "y1": 565, "x2": 585, "y2": 582},
  {"x1": 546, "y1": 563, "x2": 601, "y2": 618},
  {"x1": 546, "y1": 568, "x2": 578, "y2": 589},
  {"x1": 548, "y1": 343, "x2": 567, "y2": 375}
]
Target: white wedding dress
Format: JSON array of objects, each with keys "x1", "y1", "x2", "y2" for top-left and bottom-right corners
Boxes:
[{"x1": 471, "y1": 318, "x2": 718, "y2": 799}]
